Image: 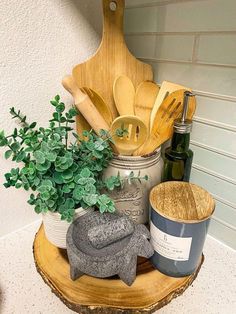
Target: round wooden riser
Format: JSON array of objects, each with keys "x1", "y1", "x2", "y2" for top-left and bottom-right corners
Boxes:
[{"x1": 33, "y1": 225, "x2": 203, "y2": 314}]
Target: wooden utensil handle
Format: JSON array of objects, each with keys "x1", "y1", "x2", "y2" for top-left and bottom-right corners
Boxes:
[
  {"x1": 102, "y1": 0, "x2": 125, "y2": 42},
  {"x1": 74, "y1": 95, "x2": 110, "y2": 134},
  {"x1": 62, "y1": 76, "x2": 110, "y2": 134}
]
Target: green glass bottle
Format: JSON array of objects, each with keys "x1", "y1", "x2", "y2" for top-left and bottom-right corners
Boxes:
[{"x1": 162, "y1": 91, "x2": 194, "y2": 182}]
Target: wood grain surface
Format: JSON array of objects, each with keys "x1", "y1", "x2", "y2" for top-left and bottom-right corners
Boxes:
[
  {"x1": 72, "y1": 0, "x2": 153, "y2": 119},
  {"x1": 33, "y1": 225, "x2": 204, "y2": 313},
  {"x1": 134, "y1": 81, "x2": 160, "y2": 130},
  {"x1": 150, "y1": 182, "x2": 215, "y2": 223},
  {"x1": 135, "y1": 89, "x2": 196, "y2": 156}
]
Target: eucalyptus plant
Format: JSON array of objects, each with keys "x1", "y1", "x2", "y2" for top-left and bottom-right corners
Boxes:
[{"x1": 0, "y1": 95, "x2": 147, "y2": 222}]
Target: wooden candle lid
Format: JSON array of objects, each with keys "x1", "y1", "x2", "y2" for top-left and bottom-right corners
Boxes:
[{"x1": 150, "y1": 182, "x2": 215, "y2": 223}]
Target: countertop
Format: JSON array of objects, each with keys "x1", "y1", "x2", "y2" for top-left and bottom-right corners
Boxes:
[{"x1": 0, "y1": 220, "x2": 235, "y2": 314}]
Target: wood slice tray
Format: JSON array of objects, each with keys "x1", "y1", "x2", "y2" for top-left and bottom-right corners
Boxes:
[{"x1": 33, "y1": 225, "x2": 203, "y2": 313}]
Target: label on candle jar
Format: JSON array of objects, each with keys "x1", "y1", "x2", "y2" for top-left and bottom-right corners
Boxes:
[{"x1": 150, "y1": 222, "x2": 192, "y2": 261}]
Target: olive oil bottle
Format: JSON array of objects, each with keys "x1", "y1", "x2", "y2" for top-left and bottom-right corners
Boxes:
[{"x1": 162, "y1": 91, "x2": 194, "y2": 182}]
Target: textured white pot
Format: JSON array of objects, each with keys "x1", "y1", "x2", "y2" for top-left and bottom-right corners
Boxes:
[{"x1": 42, "y1": 207, "x2": 93, "y2": 249}]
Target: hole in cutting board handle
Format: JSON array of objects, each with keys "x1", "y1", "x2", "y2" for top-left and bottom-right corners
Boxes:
[{"x1": 109, "y1": 1, "x2": 117, "y2": 11}]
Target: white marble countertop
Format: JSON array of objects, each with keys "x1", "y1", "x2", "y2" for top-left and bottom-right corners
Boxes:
[{"x1": 0, "y1": 220, "x2": 235, "y2": 314}]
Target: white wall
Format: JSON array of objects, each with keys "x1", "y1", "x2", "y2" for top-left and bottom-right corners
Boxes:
[
  {"x1": 125, "y1": 0, "x2": 236, "y2": 249},
  {"x1": 0, "y1": 0, "x2": 102, "y2": 237}
]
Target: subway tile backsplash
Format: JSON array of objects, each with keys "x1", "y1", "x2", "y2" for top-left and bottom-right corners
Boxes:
[
  {"x1": 197, "y1": 34, "x2": 236, "y2": 65},
  {"x1": 125, "y1": 0, "x2": 236, "y2": 249}
]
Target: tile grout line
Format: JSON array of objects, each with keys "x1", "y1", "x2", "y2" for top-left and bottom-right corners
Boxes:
[
  {"x1": 139, "y1": 57, "x2": 236, "y2": 69},
  {"x1": 125, "y1": 31, "x2": 236, "y2": 36},
  {"x1": 192, "y1": 34, "x2": 200, "y2": 63},
  {"x1": 125, "y1": 0, "x2": 207, "y2": 9},
  {"x1": 193, "y1": 117, "x2": 236, "y2": 133},
  {"x1": 211, "y1": 216, "x2": 236, "y2": 232}
]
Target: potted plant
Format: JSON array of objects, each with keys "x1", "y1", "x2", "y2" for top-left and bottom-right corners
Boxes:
[{"x1": 0, "y1": 95, "x2": 131, "y2": 248}]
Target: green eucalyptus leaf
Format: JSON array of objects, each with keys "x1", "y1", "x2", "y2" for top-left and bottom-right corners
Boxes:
[
  {"x1": 80, "y1": 168, "x2": 91, "y2": 178},
  {"x1": 94, "y1": 139, "x2": 104, "y2": 151},
  {"x1": 11, "y1": 142, "x2": 20, "y2": 151},
  {"x1": 84, "y1": 183, "x2": 96, "y2": 194},
  {"x1": 73, "y1": 186, "x2": 84, "y2": 201},
  {"x1": 83, "y1": 194, "x2": 98, "y2": 206},
  {"x1": 46, "y1": 200, "x2": 55, "y2": 208},
  {"x1": 61, "y1": 169, "x2": 73, "y2": 180},
  {"x1": 55, "y1": 95, "x2": 60, "y2": 102},
  {"x1": 56, "y1": 103, "x2": 65, "y2": 113},
  {"x1": 77, "y1": 177, "x2": 88, "y2": 185},
  {"x1": 35, "y1": 205, "x2": 42, "y2": 213},
  {"x1": 68, "y1": 107, "x2": 78, "y2": 117},
  {"x1": 62, "y1": 185, "x2": 71, "y2": 193},
  {"x1": 64, "y1": 198, "x2": 75, "y2": 209},
  {"x1": 30, "y1": 122, "x2": 37, "y2": 129},
  {"x1": 46, "y1": 152, "x2": 57, "y2": 162},
  {"x1": 15, "y1": 151, "x2": 26, "y2": 162},
  {"x1": 34, "y1": 151, "x2": 45, "y2": 164},
  {"x1": 53, "y1": 112, "x2": 60, "y2": 121},
  {"x1": 4, "y1": 150, "x2": 12, "y2": 159},
  {"x1": 35, "y1": 160, "x2": 51, "y2": 171},
  {"x1": 41, "y1": 192, "x2": 50, "y2": 200},
  {"x1": 15, "y1": 182, "x2": 22, "y2": 189},
  {"x1": 50, "y1": 100, "x2": 58, "y2": 107},
  {"x1": 34, "y1": 177, "x2": 40, "y2": 186},
  {"x1": 53, "y1": 172, "x2": 64, "y2": 184}
]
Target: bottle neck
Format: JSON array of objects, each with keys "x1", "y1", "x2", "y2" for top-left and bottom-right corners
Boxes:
[{"x1": 171, "y1": 132, "x2": 190, "y2": 152}]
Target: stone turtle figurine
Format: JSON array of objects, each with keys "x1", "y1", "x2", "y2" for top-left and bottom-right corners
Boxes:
[{"x1": 66, "y1": 212, "x2": 154, "y2": 286}]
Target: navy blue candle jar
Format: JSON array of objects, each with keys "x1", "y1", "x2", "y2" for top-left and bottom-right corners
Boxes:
[{"x1": 149, "y1": 181, "x2": 215, "y2": 277}]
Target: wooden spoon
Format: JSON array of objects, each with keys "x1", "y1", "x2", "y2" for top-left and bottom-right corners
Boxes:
[
  {"x1": 113, "y1": 75, "x2": 135, "y2": 116},
  {"x1": 110, "y1": 115, "x2": 147, "y2": 156},
  {"x1": 150, "y1": 81, "x2": 192, "y2": 130},
  {"x1": 81, "y1": 87, "x2": 113, "y2": 126},
  {"x1": 62, "y1": 76, "x2": 109, "y2": 135},
  {"x1": 135, "y1": 89, "x2": 196, "y2": 156},
  {"x1": 134, "y1": 81, "x2": 160, "y2": 130}
]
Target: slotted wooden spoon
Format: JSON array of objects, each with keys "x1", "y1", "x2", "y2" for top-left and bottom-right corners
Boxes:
[
  {"x1": 134, "y1": 81, "x2": 160, "y2": 130},
  {"x1": 111, "y1": 115, "x2": 147, "y2": 155},
  {"x1": 113, "y1": 75, "x2": 135, "y2": 116},
  {"x1": 150, "y1": 81, "x2": 192, "y2": 130},
  {"x1": 134, "y1": 89, "x2": 196, "y2": 156}
]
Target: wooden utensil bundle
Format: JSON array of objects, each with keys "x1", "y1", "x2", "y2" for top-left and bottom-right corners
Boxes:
[{"x1": 62, "y1": 75, "x2": 196, "y2": 156}]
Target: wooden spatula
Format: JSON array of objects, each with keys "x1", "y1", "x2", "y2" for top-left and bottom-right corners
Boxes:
[
  {"x1": 134, "y1": 81, "x2": 160, "y2": 130},
  {"x1": 111, "y1": 115, "x2": 147, "y2": 156},
  {"x1": 62, "y1": 76, "x2": 109, "y2": 135},
  {"x1": 72, "y1": 0, "x2": 153, "y2": 119},
  {"x1": 150, "y1": 81, "x2": 192, "y2": 130},
  {"x1": 81, "y1": 87, "x2": 113, "y2": 126},
  {"x1": 113, "y1": 75, "x2": 135, "y2": 116},
  {"x1": 135, "y1": 90, "x2": 196, "y2": 156}
]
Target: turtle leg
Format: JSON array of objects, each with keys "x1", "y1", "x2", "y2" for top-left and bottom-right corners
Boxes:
[
  {"x1": 118, "y1": 255, "x2": 137, "y2": 286},
  {"x1": 70, "y1": 266, "x2": 84, "y2": 281}
]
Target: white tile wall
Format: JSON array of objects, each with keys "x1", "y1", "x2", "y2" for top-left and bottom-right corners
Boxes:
[
  {"x1": 195, "y1": 96, "x2": 236, "y2": 128},
  {"x1": 125, "y1": 35, "x2": 156, "y2": 58},
  {"x1": 155, "y1": 35, "x2": 194, "y2": 61},
  {"x1": 125, "y1": 0, "x2": 236, "y2": 249},
  {"x1": 197, "y1": 34, "x2": 236, "y2": 65}
]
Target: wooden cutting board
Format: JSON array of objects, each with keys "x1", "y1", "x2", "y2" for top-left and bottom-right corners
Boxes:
[{"x1": 72, "y1": 0, "x2": 153, "y2": 119}]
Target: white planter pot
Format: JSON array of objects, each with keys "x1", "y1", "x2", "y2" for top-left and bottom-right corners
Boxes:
[{"x1": 42, "y1": 207, "x2": 93, "y2": 249}]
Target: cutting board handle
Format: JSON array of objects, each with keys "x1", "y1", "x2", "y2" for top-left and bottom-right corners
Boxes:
[{"x1": 102, "y1": 0, "x2": 125, "y2": 44}]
